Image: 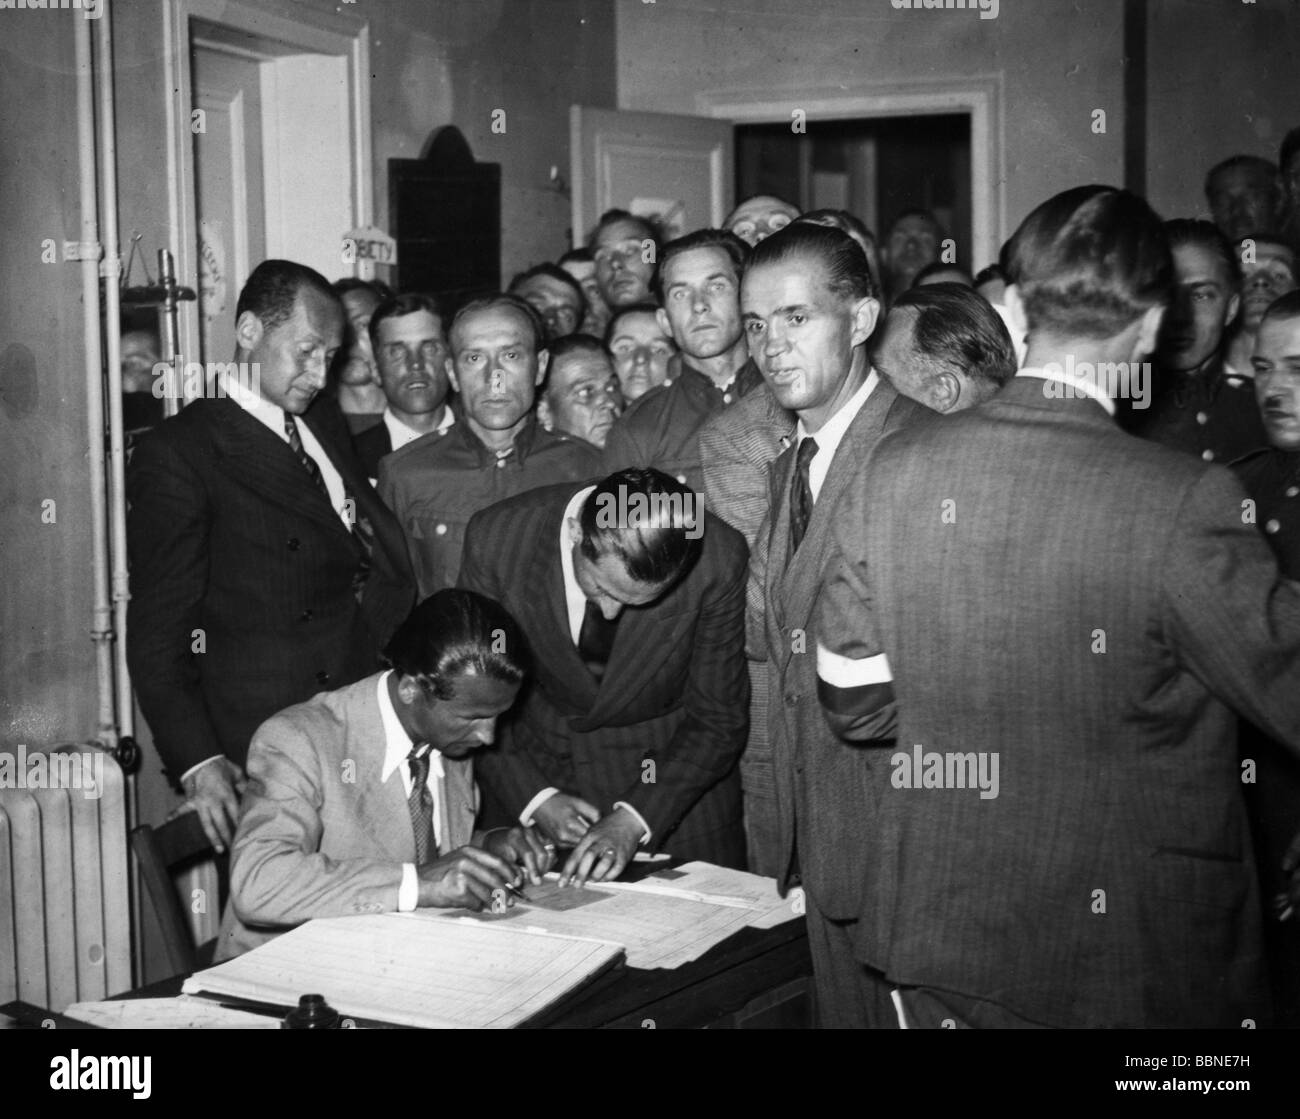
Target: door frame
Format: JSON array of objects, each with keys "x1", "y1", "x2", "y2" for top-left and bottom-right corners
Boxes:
[
  {"x1": 694, "y1": 75, "x2": 1004, "y2": 274},
  {"x1": 161, "y1": 0, "x2": 372, "y2": 384}
]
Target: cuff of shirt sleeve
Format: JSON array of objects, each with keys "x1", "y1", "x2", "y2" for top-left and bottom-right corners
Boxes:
[
  {"x1": 612, "y1": 801, "x2": 652, "y2": 845},
  {"x1": 398, "y1": 863, "x2": 418, "y2": 911},
  {"x1": 179, "y1": 754, "x2": 224, "y2": 788},
  {"x1": 520, "y1": 787, "x2": 560, "y2": 827}
]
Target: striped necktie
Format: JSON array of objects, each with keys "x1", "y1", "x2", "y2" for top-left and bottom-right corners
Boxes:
[
  {"x1": 789, "y1": 436, "x2": 819, "y2": 555},
  {"x1": 407, "y1": 746, "x2": 435, "y2": 864},
  {"x1": 284, "y1": 413, "x2": 329, "y2": 499}
]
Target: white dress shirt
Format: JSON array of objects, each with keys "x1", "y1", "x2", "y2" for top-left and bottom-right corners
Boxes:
[
  {"x1": 382, "y1": 404, "x2": 454, "y2": 456},
  {"x1": 518, "y1": 484, "x2": 652, "y2": 844},
  {"x1": 219, "y1": 372, "x2": 350, "y2": 524},
  {"x1": 376, "y1": 670, "x2": 447, "y2": 911},
  {"x1": 794, "y1": 369, "x2": 879, "y2": 501}
]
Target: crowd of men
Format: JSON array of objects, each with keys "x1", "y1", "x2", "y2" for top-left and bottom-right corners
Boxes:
[{"x1": 124, "y1": 126, "x2": 1300, "y2": 1028}]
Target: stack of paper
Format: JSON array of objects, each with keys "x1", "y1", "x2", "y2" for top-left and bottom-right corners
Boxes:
[
  {"x1": 65, "y1": 997, "x2": 280, "y2": 1029},
  {"x1": 182, "y1": 913, "x2": 622, "y2": 1028},
  {"x1": 437, "y1": 863, "x2": 797, "y2": 969}
]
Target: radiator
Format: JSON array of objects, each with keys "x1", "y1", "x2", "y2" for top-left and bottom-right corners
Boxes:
[{"x1": 0, "y1": 745, "x2": 132, "y2": 1012}]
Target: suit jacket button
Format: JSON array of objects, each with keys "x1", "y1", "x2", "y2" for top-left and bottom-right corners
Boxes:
[
  {"x1": 316, "y1": 671, "x2": 330, "y2": 685},
  {"x1": 300, "y1": 609, "x2": 313, "y2": 621},
  {"x1": 287, "y1": 537, "x2": 300, "y2": 550}
]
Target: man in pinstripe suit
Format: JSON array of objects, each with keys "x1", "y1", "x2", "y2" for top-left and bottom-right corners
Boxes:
[
  {"x1": 458, "y1": 468, "x2": 748, "y2": 882},
  {"x1": 742, "y1": 223, "x2": 930, "y2": 1026},
  {"x1": 817, "y1": 186, "x2": 1300, "y2": 1028},
  {"x1": 127, "y1": 261, "x2": 414, "y2": 856}
]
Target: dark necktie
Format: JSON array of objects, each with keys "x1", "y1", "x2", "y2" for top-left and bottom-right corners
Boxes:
[
  {"x1": 284, "y1": 413, "x2": 329, "y2": 499},
  {"x1": 577, "y1": 599, "x2": 619, "y2": 680},
  {"x1": 407, "y1": 746, "x2": 435, "y2": 864},
  {"x1": 789, "y1": 436, "x2": 819, "y2": 555}
]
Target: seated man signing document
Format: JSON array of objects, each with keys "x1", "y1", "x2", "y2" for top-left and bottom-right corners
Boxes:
[{"x1": 216, "y1": 590, "x2": 552, "y2": 959}]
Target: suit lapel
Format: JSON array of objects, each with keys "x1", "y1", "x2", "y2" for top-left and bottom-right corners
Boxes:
[
  {"x1": 780, "y1": 381, "x2": 899, "y2": 631},
  {"x1": 530, "y1": 501, "x2": 602, "y2": 707},
  {"x1": 587, "y1": 595, "x2": 692, "y2": 722},
  {"x1": 349, "y1": 681, "x2": 418, "y2": 863},
  {"x1": 206, "y1": 397, "x2": 351, "y2": 540}
]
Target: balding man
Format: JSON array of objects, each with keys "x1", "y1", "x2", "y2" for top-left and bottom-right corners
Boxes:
[
  {"x1": 872, "y1": 282, "x2": 1017, "y2": 413},
  {"x1": 379, "y1": 295, "x2": 600, "y2": 596}
]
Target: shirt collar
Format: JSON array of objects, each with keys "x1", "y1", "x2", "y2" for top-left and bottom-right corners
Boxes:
[
  {"x1": 220, "y1": 369, "x2": 288, "y2": 437},
  {"x1": 1015, "y1": 366, "x2": 1117, "y2": 416},
  {"x1": 377, "y1": 670, "x2": 443, "y2": 784},
  {"x1": 795, "y1": 368, "x2": 879, "y2": 450},
  {"x1": 456, "y1": 413, "x2": 540, "y2": 468},
  {"x1": 383, "y1": 405, "x2": 454, "y2": 451}
]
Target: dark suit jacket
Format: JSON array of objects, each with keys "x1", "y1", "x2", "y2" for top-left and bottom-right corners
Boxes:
[
  {"x1": 352, "y1": 420, "x2": 393, "y2": 480},
  {"x1": 126, "y1": 394, "x2": 414, "y2": 780},
  {"x1": 216, "y1": 673, "x2": 479, "y2": 959},
  {"x1": 750, "y1": 376, "x2": 929, "y2": 904},
  {"x1": 458, "y1": 484, "x2": 749, "y2": 866},
  {"x1": 817, "y1": 375, "x2": 1300, "y2": 1027}
]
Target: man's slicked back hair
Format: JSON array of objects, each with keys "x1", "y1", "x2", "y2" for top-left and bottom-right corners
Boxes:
[
  {"x1": 236, "y1": 259, "x2": 337, "y2": 333},
  {"x1": 369, "y1": 293, "x2": 444, "y2": 348},
  {"x1": 578, "y1": 468, "x2": 703, "y2": 587},
  {"x1": 382, "y1": 589, "x2": 528, "y2": 701},
  {"x1": 1004, "y1": 185, "x2": 1173, "y2": 340},
  {"x1": 747, "y1": 223, "x2": 878, "y2": 301},
  {"x1": 656, "y1": 228, "x2": 749, "y2": 295},
  {"x1": 887, "y1": 282, "x2": 1017, "y2": 390},
  {"x1": 1165, "y1": 218, "x2": 1243, "y2": 290},
  {"x1": 1260, "y1": 288, "x2": 1300, "y2": 329}
]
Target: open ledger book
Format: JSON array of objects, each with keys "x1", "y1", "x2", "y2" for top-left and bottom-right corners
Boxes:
[{"x1": 182, "y1": 914, "x2": 622, "y2": 1029}]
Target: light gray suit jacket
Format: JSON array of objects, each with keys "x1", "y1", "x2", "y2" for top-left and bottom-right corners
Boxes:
[
  {"x1": 750, "y1": 375, "x2": 930, "y2": 908},
  {"x1": 215, "y1": 674, "x2": 479, "y2": 960}
]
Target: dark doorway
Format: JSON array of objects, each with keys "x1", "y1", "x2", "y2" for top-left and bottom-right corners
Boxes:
[{"x1": 735, "y1": 114, "x2": 972, "y2": 268}]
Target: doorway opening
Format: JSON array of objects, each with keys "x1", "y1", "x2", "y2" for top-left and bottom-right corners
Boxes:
[{"x1": 735, "y1": 114, "x2": 973, "y2": 271}]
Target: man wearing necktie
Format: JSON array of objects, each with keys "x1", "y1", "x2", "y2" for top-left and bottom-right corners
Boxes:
[
  {"x1": 217, "y1": 590, "x2": 551, "y2": 959},
  {"x1": 742, "y1": 224, "x2": 930, "y2": 1027},
  {"x1": 127, "y1": 260, "x2": 415, "y2": 857},
  {"x1": 459, "y1": 468, "x2": 749, "y2": 885}
]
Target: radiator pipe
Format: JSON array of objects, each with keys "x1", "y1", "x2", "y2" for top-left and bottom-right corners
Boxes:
[
  {"x1": 74, "y1": 10, "x2": 116, "y2": 753},
  {"x1": 95, "y1": 0, "x2": 133, "y2": 744}
]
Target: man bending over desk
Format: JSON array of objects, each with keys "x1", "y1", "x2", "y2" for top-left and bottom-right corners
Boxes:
[{"x1": 216, "y1": 589, "x2": 552, "y2": 960}]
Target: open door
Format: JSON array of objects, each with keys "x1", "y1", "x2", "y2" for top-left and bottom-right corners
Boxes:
[{"x1": 570, "y1": 106, "x2": 734, "y2": 246}]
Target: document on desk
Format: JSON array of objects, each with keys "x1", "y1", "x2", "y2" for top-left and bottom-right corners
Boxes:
[
  {"x1": 65, "y1": 996, "x2": 282, "y2": 1029},
  {"x1": 438, "y1": 877, "x2": 756, "y2": 969},
  {"x1": 181, "y1": 914, "x2": 623, "y2": 1028},
  {"x1": 594, "y1": 861, "x2": 803, "y2": 929}
]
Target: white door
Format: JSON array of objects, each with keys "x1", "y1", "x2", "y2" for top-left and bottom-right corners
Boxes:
[
  {"x1": 192, "y1": 45, "x2": 267, "y2": 365},
  {"x1": 570, "y1": 106, "x2": 734, "y2": 246}
]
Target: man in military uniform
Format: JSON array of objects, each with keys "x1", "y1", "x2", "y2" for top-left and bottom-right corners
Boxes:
[{"x1": 379, "y1": 295, "x2": 600, "y2": 596}]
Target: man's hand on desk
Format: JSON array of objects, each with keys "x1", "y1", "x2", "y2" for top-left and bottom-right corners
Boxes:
[
  {"x1": 416, "y1": 846, "x2": 519, "y2": 910},
  {"x1": 532, "y1": 792, "x2": 601, "y2": 847},
  {"x1": 559, "y1": 807, "x2": 642, "y2": 887},
  {"x1": 181, "y1": 757, "x2": 246, "y2": 855},
  {"x1": 481, "y1": 826, "x2": 555, "y2": 886}
]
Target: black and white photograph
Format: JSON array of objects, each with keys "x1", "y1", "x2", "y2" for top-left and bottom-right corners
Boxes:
[{"x1": 1, "y1": 0, "x2": 1298, "y2": 1086}]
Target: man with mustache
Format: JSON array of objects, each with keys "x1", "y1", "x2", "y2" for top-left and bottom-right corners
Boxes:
[
  {"x1": 602, "y1": 228, "x2": 760, "y2": 494},
  {"x1": 379, "y1": 295, "x2": 600, "y2": 597},
  {"x1": 353, "y1": 294, "x2": 456, "y2": 481}
]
